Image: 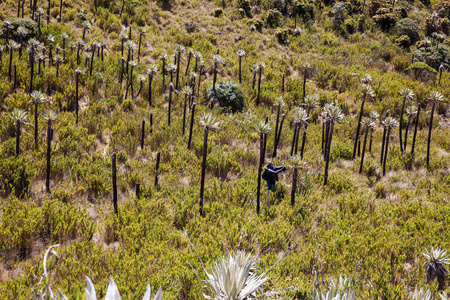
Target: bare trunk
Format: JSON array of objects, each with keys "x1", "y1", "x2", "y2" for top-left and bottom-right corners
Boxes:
[
  {"x1": 138, "y1": 34, "x2": 142, "y2": 63},
  {"x1": 187, "y1": 104, "x2": 196, "y2": 149},
  {"x1": 272, "y1": 113, "x2": 286, "y2": 158},
  {"x1": 257, "y1": 133, "x2": 264, "y2": 215},
  {"x1": 300, "y1": 107, "x2": 311, "y2": 159},
  {"x1": 141, "y1": 119, "x2": 145, "y2": 149},
  {"x1": 411, "y1": 105, "x2": 420, "y2": 155},
  {"x1": 29, "y1": 51, "x2": 34, "y2": 94},
  {"x1": 47, "y1": 0, "x2": 50, "y2": 26},
  {"x1": 263, "y1": 116, "x2": 268, "y2": 154},
  {"x1": 34, "y1": 102, "x2": 38, "y2": 149},
  {"x1": 162, "y1": 59, "x2": 166, "y2": 88},
  {"x1": 200, "y1": 129, "x2": 209, "y2": 217},
  {"x1": 182, "y1": 94, "x2": 188, "y2": 135},
  {"x1": 256, "y1": 68, "x2": 262, "y2": 106},
  {"x1": 238, "y1": 57, "x2": 242, "y2": 83},
  {"x1": 380, "y1": 125, "x2": 387, "y2": 165},
  {"x1": 359, "y1": 126, "x2": 369, "y2": 174},
  {"x1": 273, "y1": 104, "x2": 280, "y2": 152},
  {"x1": 399, "y1": 97, "x2": 406, "y2": 153},
  {"x1": 185, "y1": 53, "x2": 191, "y2": 76},
  {"x1": 291, "y1": 168, "x2": 298, "y2": 206},
  {"x1": 9, "y1": 49, "x2": 13, "y2": 81},
  {"x1": 302, "y1": 66, "x2": 307, "y2": 101},
  {"x1": 290, "y1": 123, "x2": 298, "y2": 156},
  {"x1": 175, "y1": 52, "x2": 181, "y2": 90},
  {"x1": 76, "y1": 72, "x2": 79, "y2": 124},
  {"x1": 213, "y1": 62, "x2": 218, "y2": 92},
  {"x1": 197, "y1": 66, "x2": 203, "y2": 98},
  {"x1": 112, "y1": 152, "x2": 118, "y2": 214},
  {"x1": 136, "y1": 183, "x2": 140, "y2": 199},
  {"x1": 168, "y1": 86, "x2": 172, "y2": 127},
  {"x1": 148, "y1": 75, "x2": 153, "y2": 106},
  {"x1": 15, "y1": 121, "x2": 21, "y2": 157},
  {"x1": 382, "y1": 127, "x2": 391, "y2": 176},
  {"x1": 404, "y1": 115, "x2": 411, "y2": 151},
  {"x1": 353, "y1": 94, "x2": 366, "y2": 159},
  {"x1": 324, "y1": 121, "x2": 334, "y2": 185},
  {"x1": 46, "y1": 120, "x2": 51, "y2": 193},
  {"x1": 59, "y1": 0, "x2": 63, "y2": 22},
  {"x1": 427, "y1": 102, "x2": 436, "y2": 167},
  {"x1": 155, "y1": 151, "x2": 161, "y2": 186}
]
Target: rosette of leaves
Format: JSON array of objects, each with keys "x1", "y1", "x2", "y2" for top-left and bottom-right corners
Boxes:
[
  {"x1": 409, "y1": 287, "x2": 432, "y2": 300},
  {"x1": 84, "y1": 276, "x2": 162, "y2": 300},
  {"x1": 423, "y1": 246, "x2": 450, "y2": 290},
  {"x1": 312, "y1": 275, "x2": 356, "y2": 300},
  {"x1": 201, "y1": 251, "x2": 268, "y2": 300}
]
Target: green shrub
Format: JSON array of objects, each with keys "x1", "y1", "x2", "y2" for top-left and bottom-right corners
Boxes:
[
  {"x1": 373, "y1": 8, "x2": 398, "y2": 31},
  {"x1": 344, "y1": 18, "x2": 357, "y2": 34},
  {"x1": 214, "y1": 8, "x2": 224, "y2": 18},
  {"x1": 330, "y1": 141, "x2": 353, "y2": 161},
  {"x1": 414, "y1": 46, "x2": 450, "y2": 69},
  {"x1": 247, "y1": 18, "x2": 263, "y2": 32},
  {"x1": 206, "y1": 81, "x2": 245, "y2": 113},
  {"x1": 93, "y1": 0, "x2": 111, "y2": 9},
  {"x1": 328, "y1": 171, "x2": 355, "y2": 193},
  {"x1": 275, "y1": 28, "x2": 290, "y2": 44},
  {"x1": 296, "y1": 2, "x2": 315, "y2": 22},
  {"x1": 122, "y1": 99, "x2": 133, "y2": 112},
  {"x1": 395, "y1": 35, "x2": 411, "y2": 48},
  {"x1": 266, "y1": 9, "x2": 283, "y2": 28},
  {"x1": 236, "y1": 0, "x2": 252, "y2": 18},
  {"x1": 332, "y1": 2, "x2": 347, "y2": 30},
  {"x1": 394, "y1": 18, "x2": 421, "y2": 44},
  {"x1": 405, "y1": 62, "x2": 437, "y2": 81},
  {"x1": 0, "y1": 154, "x2": 37, "y2": 198},
  {"x1": 392, "y1": 55, "x2": 410, "y2": 72},
  {"x1": 156, "y1": 0, "x2": 174, "y2": 10}
]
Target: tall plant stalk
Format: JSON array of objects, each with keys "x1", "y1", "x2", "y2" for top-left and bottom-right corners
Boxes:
[
  {"x1": 254, "y1": 120, "x2": 271, "y2": 215},
  {"x1": 174, "y1": 44, "x2": 185, "y2": 90},
  {"x1": 353, "y1": 84, "x2": 375, "y2": 159},
  {"x1": 300, "y1": 95, "x2": 318, "y2": 159},
  {"x1": 30, "y1": 91, "x2": 46, "y2": 149},
  {"x1": 146, "y1": 65, "x2": 158, "y2": 107},
  {"x1": 427, "y1": 91, "x2": 444, "y2": 167},
  {"x1": 382, "y1": 117, "x2": 398, "y2": 176},
  {"x1": 322, "y1": 104, "x2": 344, "y2": 185},
  {"x1": 199, "y1": 113, "x2": 220, "y2": 216},
  {"x1": 256, "y1": 62, "x2": 266, "y2": 106},
  {"x1": 43, "y1": 110, "x2": 57, "y2": 193},
  {"x1": 398, "y1": 88, "x2": 414, "y2": 153},
  {"x1": 112, "y1": 152, "x2": 118, "y2": 214},
  {"x1": 237, "y1": 50, "x2": 245, "y2": 84},
  {"x1": 359, "y1": 118, "x2": 374, "y2": 174},
  {"x1": 411, "y1": 102, "x2": 421, "y2": 155},
  {"x1": 187, "y1": 103, "x2": 196, "y2": 149}
]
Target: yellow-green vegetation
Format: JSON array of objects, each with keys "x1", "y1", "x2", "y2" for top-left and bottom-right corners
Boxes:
[{"x1": 1, "y1": 0, "x2": 450, "y2": 298}]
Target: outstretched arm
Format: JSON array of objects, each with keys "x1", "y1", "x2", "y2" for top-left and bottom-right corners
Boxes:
[
  {"x1": 265, "y1": 167, "x2": 285, "y2": 175},
  {"x1": 273, "y1": 166, "x2": 286, "y2": 172}
]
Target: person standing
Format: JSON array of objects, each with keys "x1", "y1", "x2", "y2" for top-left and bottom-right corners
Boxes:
[{"x1": 262, "y1": 161, "x2": 286, "y2": 191}]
